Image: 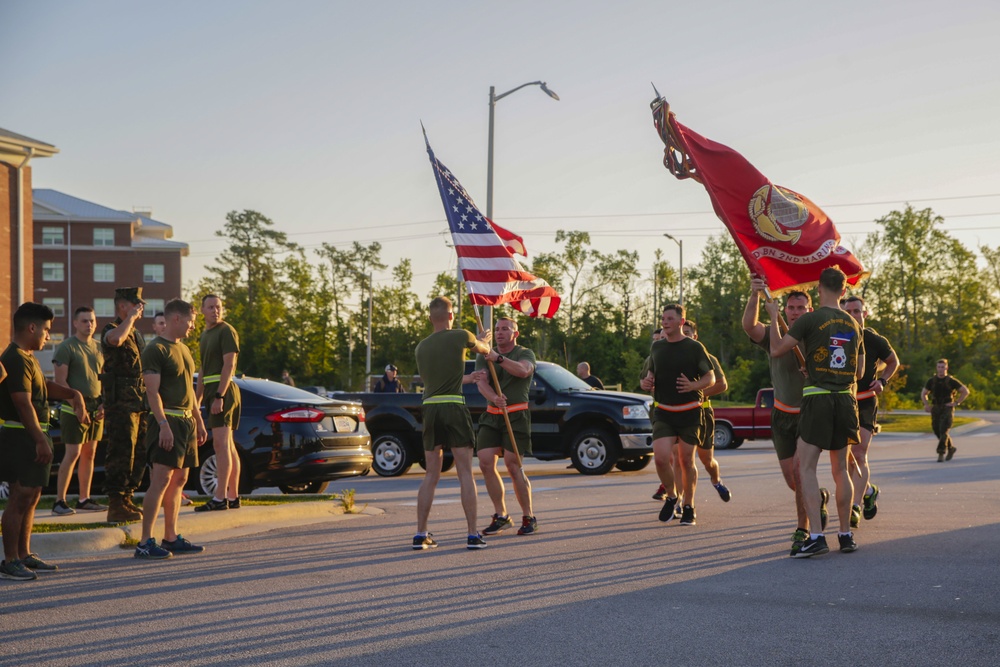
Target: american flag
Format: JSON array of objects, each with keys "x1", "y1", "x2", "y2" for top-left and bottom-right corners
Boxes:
[{"x1": 425, "y1": 137, "x2": 560, "y2": 318}]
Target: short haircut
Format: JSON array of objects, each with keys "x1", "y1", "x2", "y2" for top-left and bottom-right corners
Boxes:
[
  {"x1": 429, "y1": 296, "x2": 452, "y2": 320},
  {"x1": 154, "y1": 311, "x2": 165, "y2": 319},
  {"x1": 683, "y1": 319, "x2": 697, "y2": 334},
  {"x1": 785, "y1": 291, "x2": 812, "y2": 307},
  {"x1": 164, "y1": 298, "x2": 194, "y2": 317},
  {"x1": 73, "y1": 306, "x2": 95, "y2": 319},
  {"x1": 496, "y1": 316, "x2": 518, "y2": 331},
  {"x1": 937, "y1": 358, "x2": 949, "y2": 365},
  {"x1": 842, "y1": 295, "x2": 864, "y2": 306},
  {"x1": 652, "y1": 328, "x2": 662, "y2": 335},
  {"x1": 201, "y1": 294, "x2": 222, "y2": 306},
  {"x1": 819, "y1": 266, "x2": 847, "y2": 292},
  {"x1": 13, "y1": 302, "x2": 54, "y2": 333},
  {"x1": 663, "y1": 303, "x2": 685, "y2": 318}
]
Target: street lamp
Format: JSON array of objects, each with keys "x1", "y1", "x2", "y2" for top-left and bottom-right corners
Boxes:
[
  {"x1": 483, "y1": 80, "x2": 560, "y2": 329},
  {"x1": 663, "y1": 233, "x2": 683, "y2": 306}
]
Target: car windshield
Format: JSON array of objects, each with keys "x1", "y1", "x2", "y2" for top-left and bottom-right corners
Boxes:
[
  {"x1": 237, "y1": 377, "x2": 328, "y2": 403},
  {"x1": 535, "y1": 363, "x2": 596, "y2": 392}
]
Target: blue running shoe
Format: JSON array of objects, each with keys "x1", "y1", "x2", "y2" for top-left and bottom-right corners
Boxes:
[
  {"x1": 161, "y1": 535, "x2": 205, "y2": 554},
  {"x1": 134, "y1": 538, "x2": 173, "y2": 560}
]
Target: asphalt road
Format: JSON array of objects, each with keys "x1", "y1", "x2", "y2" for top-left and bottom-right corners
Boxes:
[{"x1": 2, "y1": 419, "x2": 998, "y2": 667}]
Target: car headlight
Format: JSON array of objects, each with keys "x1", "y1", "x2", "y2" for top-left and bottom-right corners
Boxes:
[{"x1": 622, "y1": 403, "x2": 649, "y2": 419}]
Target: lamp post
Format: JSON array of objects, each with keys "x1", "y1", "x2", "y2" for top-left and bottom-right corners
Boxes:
[
  {"x1": 483, "y1": 80, "x2": 559, "y2": 330},
  {"x1": 663, "y1": 233, "x2": 683, "y2": 306}
]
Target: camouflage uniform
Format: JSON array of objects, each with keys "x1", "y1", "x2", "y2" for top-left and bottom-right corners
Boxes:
[{"x1": 101, "y1": 317, "x2": 148, "y2": 501}]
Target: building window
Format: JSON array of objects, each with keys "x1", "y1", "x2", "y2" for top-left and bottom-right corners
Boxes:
[
  {"x1": 94, "y1": 228, "x2": 115, "y2": 246},
  {"x1": 43, "y1": 298, "x2": 65, "y2": 318},
  {"x1": 94, "y1": 263, "x2": 115, "y2": 282},
  {"x1": 145, "y1": 299, "x2": 165, "y2": 317},
  {"x1": 144, "y1": 264, "x2": 165, "y2": 283},
  {"x1": 42, "y1": 262, "x2": 65, "y2": 281},
  {"x1": 42, "y1": 227, "x2": 64, "y2": 245},
  {"x1": 94, "y1": 298, "x2": 115, "y2": 317}
]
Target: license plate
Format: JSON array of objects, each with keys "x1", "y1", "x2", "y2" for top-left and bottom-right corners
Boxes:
[{"x1": 334, "y1": 416, "x2": 355, "y2": 433}]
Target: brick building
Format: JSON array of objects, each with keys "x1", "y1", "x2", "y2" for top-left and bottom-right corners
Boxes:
[
  {"x1": 32, "y1": 189, "x2": 189, "y2": 340},
  {"x1": 0, "y1": 128, "x2": 58, "y2": 341}
]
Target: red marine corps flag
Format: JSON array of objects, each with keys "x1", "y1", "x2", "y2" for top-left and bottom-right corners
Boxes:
[
  {"x1": 424, "y1": 129, "x2": 560, "y2": 318},
  {"x1": 650, "y1": 91, "x2": 867, "y2": 295}
]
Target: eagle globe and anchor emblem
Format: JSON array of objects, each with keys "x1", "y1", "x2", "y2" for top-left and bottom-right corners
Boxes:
[{"x1": 747, "y1": 184, "x2": 811, "y2": 244}]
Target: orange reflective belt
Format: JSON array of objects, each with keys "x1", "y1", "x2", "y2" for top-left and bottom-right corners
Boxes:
[
  {"x1": 856, "y1": 390, "x2": 876, "y2": 400},
  {"x1": 655, "y1": 400, "x2": 702, "y2": 413},
  {"x1": 486, "y1": 402, "x2": 528, "y2": 415},
  {"x1": 774, "y1": 399, "x2": 801, "y2": 415}
]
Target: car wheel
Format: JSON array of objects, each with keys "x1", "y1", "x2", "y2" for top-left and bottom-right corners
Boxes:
[
  {"x1": 730, "y1": 438, "x2": 745, "y2": 449},
  {"x1": 194, "y1": 452, "x2": 219, "y2": 496},
  {"x1": 419, "y1": 452, "x2": 455, "y2": 473},
  {"x1": 371, "y1": 432, "x2": 414, "y2": 477},
  {"x1": 570, "y1": 427, "x2": 620, "y2": 475},
  {"x1": 0, "y1": 481, "x2": 8, "y2": 500},
  {"x1": 279, "y1": 481, "x2": 324, "y2": 494},
  {"x1": 714, "y1": 423, "x2": 735, "y2": 450},
  {"x1": 615, "y1": 454, "x2": 653, "y2": 472}
]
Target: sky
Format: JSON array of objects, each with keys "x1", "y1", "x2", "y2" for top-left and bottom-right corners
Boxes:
[{"x1": 3, "y1": 0, "x2": 999, "y2": 307}]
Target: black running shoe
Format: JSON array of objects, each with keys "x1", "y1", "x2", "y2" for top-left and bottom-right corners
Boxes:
[
  {"x1": 161, "y1": 535, "x2": 205, "y2": 554},
  {"x1": 946, "y1": 446, "x2": 957, "y2": 461},
  {"x1": 679, "y1": 505, "x2": 696, "y2": 526},
  {"x1": 482, "y1": 513, "x2": 513, "y2": 535},
  {"x1": 228, "y1": 498, "x2": 242, "y2": 509},
  {"x1": 194, "y1": 498, "x2": 229, "y2": 513},
  {"x1": 819, "y1": 488, "x2": 830, "y2": 531},
  {"x1": 517, "y1": 516, "x2": 538, "y2": 535},
  {"x1": 850, "y1": 505, "x2": 861, "y2": 529},
  {"x1": 652, "y1": 484, "x2": 667, "y2": 501},
  {"x1": 838, "y1": 532, "x2": 858, "y2": 553},
  {"x1": 862, "y1": 484, "x2": 879, "y2": 520},
  {"x1": 659, "y1": 496, "x2": 678, "y2": 523},
  {"x1": 412, "y1": 534, "x2": 437, "y2": 550},
  {"x1": 467, "y1": 533, "x2": 488, "y2": 550},
  {"x1": 793, "y1": 536, "x2": 830, "y2": 558},
  {"x1": 713, "y1": 482, "x2": 732, "y2": 502},
  {"x1": 21, "y1": 553, "x2": 58, "y2": 572}
]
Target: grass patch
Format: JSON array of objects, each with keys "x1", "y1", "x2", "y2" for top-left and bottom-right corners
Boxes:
[
  {"x1": 32, "y1": 522, "x2": 129, "y2": 534},
  {"x1": 878, "y1": 414, "x2": 976, "y2": 433}
]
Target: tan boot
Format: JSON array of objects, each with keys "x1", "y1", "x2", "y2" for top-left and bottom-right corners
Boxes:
[
  {"x1": 123, "y1": 493, "x2": 143, "y2": 514},
  {"x1": 107, "y1": 494, "x2": 142, "y2": 523}
]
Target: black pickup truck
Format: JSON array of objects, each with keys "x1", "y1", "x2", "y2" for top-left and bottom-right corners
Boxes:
[{"x1": 337, "y1": 360, "x2": 654, "y2": 477}]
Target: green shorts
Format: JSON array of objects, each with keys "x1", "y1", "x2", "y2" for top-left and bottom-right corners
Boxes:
[
  {"x1": 799, "y1": 393, "x2": 859, "y2": 451},
  {"x1": 422, "y1": 403, "x2": 476, "y2": 452},
  {"x1": 476, "y1": 410, "x2": 532, "y2": 455},
  {"x1": 770, "y1": 407, "x2": 800, "y2": 461},
  {"x1": 59, "y1": 398, "x2": 104, "y2": 445},
  {"x1": 145, "y1": 414, "x2": 198, "y2": 469},
  {"x1": 206, "y1": 383, "x2": 242, "y2": 430},
  {"x1": 652, "y1": 406, "x2": 702, "y2": 445},
  {"x1": 857, "y1": 396, "x2": 878, "y2": 433},
  {"x1": 699, "y1": 406, "x2": 715, "y2": 450},
  {"x1": 0, "y1": 426, "x2": 52, "y2": 488}
]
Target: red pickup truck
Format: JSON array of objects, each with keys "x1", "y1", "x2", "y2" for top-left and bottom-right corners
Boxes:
[{"x1": 712, "y1": 388, "x2": 774, "y2": 449}]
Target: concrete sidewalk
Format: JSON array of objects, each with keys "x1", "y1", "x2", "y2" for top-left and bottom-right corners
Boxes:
[{"x1": 11, "y1": 499, "x2": 383, "y2": 558}]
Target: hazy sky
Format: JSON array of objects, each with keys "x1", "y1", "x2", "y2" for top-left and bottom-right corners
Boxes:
[{"x1": 4, "y1": 1, "x2": 999, "y2": 306}]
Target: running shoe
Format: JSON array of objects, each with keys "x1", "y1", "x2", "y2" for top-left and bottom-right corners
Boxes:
[
  {"x1": 850, "y1": 505, "x2": 862, "y2": 529},
  {"x1": 467, "y1": 533, "x2": 488, "y2": 550},
  {"x1": 863, "y1": 484, "x2": 880, "y2": 520},
  {"x1": 937, "y1": 452, "x2": 945, "y2": 463},
  {"x1": 658, "y1": 496, "x2": 678, "y2": 523},
  {"x1": 412, "y1": 534, "x2": 437, "y2": 550},
  {"x1": 228, "y1": 498, "x2": 242, "y2": 509},
  {"x1": 180, "y1": 494, "x2": 193, "y2": 506},
  {"x1": 51, "y1": 500, "x2": 75, "y2": 516},
  {"x1": 792, "y1": 536, "x2": 830, "y2": 558},
  {"x1": 482, "y1": 514, "x2": 514, "y2": 535},
  {"x1": 134, "y1": 538, "x2": 173, "y2": 560},
  {"x1": 790, "y1": 528, "x2": 809, "y2": 555},
  {"x1": 838, "y1": 532, "x2": 858, "y2": 553},
  {"x1": 193, "y1": 498, "x2": 229, "y2": 513},
  {"x1": 679, "y1": 505, "x2": 697, "y2": 526},
  {"x1": 819, "y1": 488, "x2": 830, "y2": 531},
  {"x1": 161, "y1": 535, "x2": 205, "y2": 554},
  {"x1": 76, "y1": 498, "x2": 107, "y2": 512},
  {"x1": 517, "y1": 516, "x2": 538, "y2": 535},
  {"x1": 0, "y1": 560, "x2": 37, "y2": 581},
  {"x1": 21, "y1": 553, "x2": 58, "y2": 572},
  {"x1": 946, "y1": 446, "x2": 957, "y2": 461},
  {"x1": 652, "y1": 484, "x2": 667, "y2": 501},
  {"x1": 713, "y1": 482, "x2": 732, "y2": 502}
]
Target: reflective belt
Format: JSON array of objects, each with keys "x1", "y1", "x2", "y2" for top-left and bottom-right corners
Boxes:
[
  {"x1": 802, "y1": 386, "x2": 853, "y2": 397},
  {"x1": 60, "y1": 404, "x2": 102, "y2": 416},
  {"x1": 655, "y1": 400, "x2": 702, "y2": 413},
  {"x1": 422, "y1": 394, "x2": 465, "y2": 405},
  {"x1": 202, "y1": 374, "x2": 222, "y2": 383},
  {"x1": 774, "y1": 399, "x2": 801, "y2": 415},
  {"x1": 486, "y1": 402, "x2": 528, "y2": 415},
  {"x1": 856, "y1": 390, "x2": 877, "y2": 400},
  {"x1": 163, "y1": 409, "x2": 193, "y2": 418},
  {"x1": 2, "y1": 421, "x2": 49, "y2": 431}
]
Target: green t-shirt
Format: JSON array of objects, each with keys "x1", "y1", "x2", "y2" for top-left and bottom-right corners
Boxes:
[
  {"x1": 200, "y1": 321, "x2": 240, "y2": 384},
  {"x1": 649, "y1": 337, "x2": 712, "y2": 406},
  {"x1": 53, "y1": 336, "x2": 103, "y2": 399},
  {"x1": 0, "y1": 343, "x2": 48, "y2": 423},
  {"x1": 415, "y1": 329, "x2": 477, "y2": 399},
  {"x1": 707, "y1": 353, "x2": 725, "y2": 394},
  {"x1": 141, "y1": 337, "x2": 197, "y2": 411},
  {"x1": 924, "y1": 375, "x2": 965, "y2": 405},
  {"x1": 786, "y1": 306, "x2": 864, "y2": 392},
  {"x1": 860, "y1": 328, "x2": 893, "y2": 387},
  {"x1": 475, "y1": 346, "x2": 537, "y2": 406},
  {"x1": 754, "y1": 333, "x2": 805, "y2": 407}
]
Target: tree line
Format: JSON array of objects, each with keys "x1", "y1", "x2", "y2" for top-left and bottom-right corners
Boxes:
[{"x1": 189, "y1": 206, "x2": 1000, "y2": 409}]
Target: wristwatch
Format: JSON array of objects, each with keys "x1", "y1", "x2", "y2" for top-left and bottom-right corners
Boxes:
[
  {"x1": 214, "y1": 392, "x2": 225, "y2": 399},
  {"x1": 877, "y1": 378, "x2": 887, "y2": 387},
  {"x1": 496, "y1": 355, "x2": 505, "y2": 364}
]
